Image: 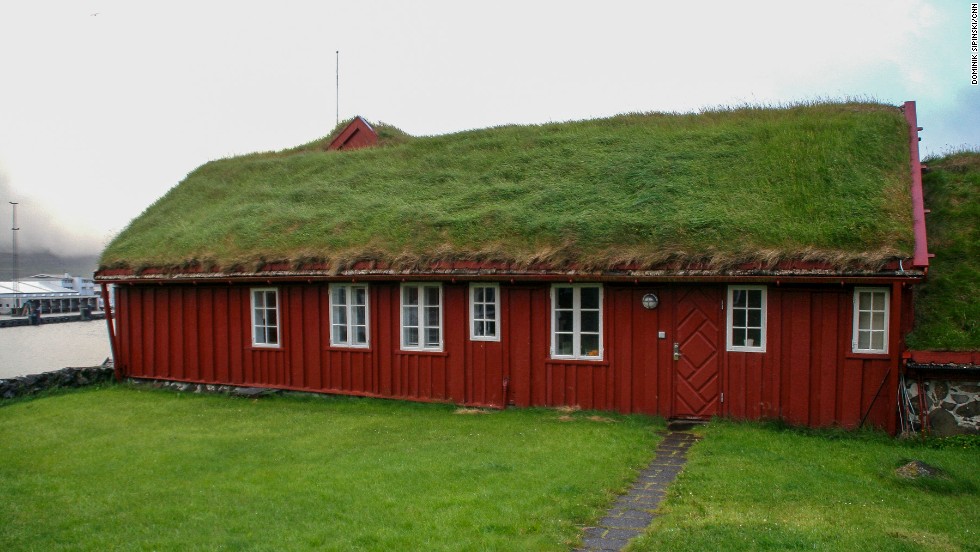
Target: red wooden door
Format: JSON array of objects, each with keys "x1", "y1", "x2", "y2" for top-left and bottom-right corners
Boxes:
[{"x1": 673, "y1": 287, "x2": 721, "y2": 418}]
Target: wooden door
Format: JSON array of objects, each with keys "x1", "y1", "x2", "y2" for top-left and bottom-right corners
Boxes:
[{"x1": 673, "y1": 287, "x2": 721, "y2": 418}]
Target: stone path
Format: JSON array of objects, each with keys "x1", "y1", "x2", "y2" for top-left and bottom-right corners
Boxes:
[{"x1": 574, "y1": 429, "x2": 701, "y2": 552}]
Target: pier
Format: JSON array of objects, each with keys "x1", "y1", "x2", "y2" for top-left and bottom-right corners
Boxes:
[{"x1": 0, "y1": 311, "x2": 106, "y2": 328}]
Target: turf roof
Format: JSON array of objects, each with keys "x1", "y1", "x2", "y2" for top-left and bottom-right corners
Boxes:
[{"x1": 99, "y1": 102, "x2": 915, "y2": 274}]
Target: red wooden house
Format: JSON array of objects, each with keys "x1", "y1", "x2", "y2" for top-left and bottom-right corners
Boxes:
[{"x1": 96, "y1": 102, "x2": 930, "y2": 432}]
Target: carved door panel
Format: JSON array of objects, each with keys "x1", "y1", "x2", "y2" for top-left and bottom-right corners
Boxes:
[{"x1": 673, "y1": 287, "x2": 721, "y2": 418}]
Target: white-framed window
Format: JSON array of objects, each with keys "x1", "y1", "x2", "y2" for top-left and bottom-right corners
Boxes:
[
  {"x1": 330, "y1": 283, "x2": 369, "y2": 348},
  {"x1": 550, "y1": 284, "x2": 603, "y2": 360},
  {"x1": 727, "y1": 285, "x2": 767, "y2": 352},
  {"x1": 469, "y1": 283, "x2": 500, "y2": 341},
  {"x1": 251, "y1": 287, "x2": 280, "y2": 348},
  {"x1": 401, "y1": 283, "x2": 443, "y2": 351},
  {"x1": 852, "y1": 287, "x2": 889, "y2": 354}
]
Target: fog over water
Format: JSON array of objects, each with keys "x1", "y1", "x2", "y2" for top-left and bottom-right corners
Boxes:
[{"x1": 0, "y1": 321, "x2": 110, "y2": 379}]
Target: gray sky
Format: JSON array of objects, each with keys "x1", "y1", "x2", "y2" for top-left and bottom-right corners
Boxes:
[{"x1": 0, "y1": 0, "x2": 977, "y2": 257}]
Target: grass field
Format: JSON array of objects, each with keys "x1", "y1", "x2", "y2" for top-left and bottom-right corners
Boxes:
[
  {"x1": 905, "y1": 150, "x2": 980, "y2": 350},
  {"x1": 0, "y1": 386, "x2": 659, "y2": 551},
  {"x1": 630, "y1": 420, "x2": 979, "y2": 552}
]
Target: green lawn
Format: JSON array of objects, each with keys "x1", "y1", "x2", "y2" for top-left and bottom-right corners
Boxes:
[
  {"x1": 630, "y1": 420, "x2": 979, "y2": 552},
  {"x1": 905, "y1": 150, "x2": 980, "y2": 350},
  {"x1": 0, "y1": 386, "x2": 660, "y2": 551}
]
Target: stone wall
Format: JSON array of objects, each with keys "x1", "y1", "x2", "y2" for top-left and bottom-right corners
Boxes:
[
  {"x1": 0, "y1": 362, "x2": 115, "y2": 400},
  {"x1": 904, "y1": 374, "x2": 980, "y2": 435},
  {"x1": 128, "y1": 378, "x2": 278, "y2": 398}
]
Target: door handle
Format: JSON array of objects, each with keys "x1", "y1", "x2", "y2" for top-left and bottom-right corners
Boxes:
[{"x1": 673, "y1": 342, "x2": 681, "y2": 361}]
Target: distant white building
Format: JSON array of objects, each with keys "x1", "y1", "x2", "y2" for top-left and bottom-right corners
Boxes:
[{"x1": 0, "y1": 274, "x2": 101, "y2": 315}]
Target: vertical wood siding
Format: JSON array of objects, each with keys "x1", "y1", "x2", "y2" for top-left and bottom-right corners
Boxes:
[{"x1": 113, "y1": 280, "x2": 904, "y2": 431}]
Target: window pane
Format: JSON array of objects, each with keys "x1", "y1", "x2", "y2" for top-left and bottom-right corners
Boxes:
[
  {"x1": 474, "y1": 321, "x2": 485, "y2": 337},
  {"x1": 424, "y1": 286, "x2": 440, "y2": 306},
  {"x1": 485, "y1": 304, "x2": 496, "y2": 321},
  {"x1": 255, "y1": 327, "x2": 265, "y2": 344},
  {"x1": 557, "y1": 287, "x2": 573, "y2": 309},
  {"x1": 871, "y1": 332, "x2": 884, "y2": 351},
  {"x1": 859, "y1": 292, "x2": 871, "y2": 310},
  {"x1": 267, "y1": 327, "x2": 278, "y2": 345},
  {"x1": 872, "y1": 312, "x2": 885, "y2": 331},
  {"x1": 474, "y1": 304, "x2": 485, "y2": 320},
  {"x1": 858, "y1": 312, "x2": 871, "y2": 331},
  {"x1": 858, "y1": 331, "x2": 871, "y2": 350},
  {"x1": 353, "y1": 287, "x2": 366, "y2": 305},
  {"x1": 747, "y1": 290, "x2": 762, "y2": 308},
  {"x1": 353, "y1": 306, "x2": 366, "y2": 325},
  {"x1": 557, "y1": 310, "x2": 574, "y2": 332},
  {"x1": 474, "y1": 287, "x2": 484, "y2": 302},
  {"x1": 355, "y1": 326, "x2": 367, "y2": 344},
  {"x1": 747, "y1": 328, "x2": 762, "y2": 346},
  {"x1": 265, "y1": 292, "x2": 276, "y2": 308},
  {"x1": 333, "y1": 325, "x2": 348, "y2": 344},
  {"x1": 266, "y1": 309, "x2": 277, "y2": 326},
  {"x1": 404, "y1": 306, "x2": 418, "y2": 327},
  {"x1": 872, "y1": 292, "x2": 885, "y2": 311},
  {"x1": 332, "y1": 305, "x2": 347, "y2": 325},
  {"x1": 332, "y1": 287, "x2": 347, "y2": 305},
  {"x1": 733, "y1": 309, "x2": 746, "y2": 328},
  {"x1": 425, "y1": 306, "x2": 440, "y2": 326},
  {"x1": 732, "y1": 328, "x2": 746, "y2": 347},
  {"x1": 405, "y1": 327, "x2": 418, "y2": 346},
  {"x1": 581, "y1": 310, "x2": 599, "y2": 333},
  {"x1": 581, "y1": 287, "x2": 599, "y2": 309},
  {"x1": 254, "y1": 309, "x2": 265, "y2": 327},
  {"x1": 485, "y1": 321, "x2": 496, "y2": 336},
  {"x1": 425, "y1": 327, "x2": 440, "y2": 347},
  {"x1": 484, "y1": 287, "x2": 495, "y2": 302},
  {"x1": 253, "y1": 292, "x2": 265, "y2": 308},
  {"x1": 747, "y1": 309, "x2": 761, "y2": 327},
  {"x1": 580, "y1": 334, "x2": 599, "y2": 357},
  {"x1": 732, "y1": 289, "x2": 746, "y2": 308},
  {"x1": 404, "y1": 286, "x2": 418, "y2": 305},
  {"x1": 556, "y1": 333, "x2": 573, "y2": 355}
]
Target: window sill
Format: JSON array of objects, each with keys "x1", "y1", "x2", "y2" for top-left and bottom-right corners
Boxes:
[
  {"x1": 846, "y1": 351, "x2": 890, "y2": 360},
  {"x1": 325, "y1": 346, "x2": 373, "y2": 353},
  {"x1": 248, "y1": 345, "x2": 284, "y2": 352},
  {"x1": 727, "y1": 347, "x2": 767, "y2": 354},
  {"x1": 546, "y1": 357, "x2": 608, "y2": 367},
  {"x1": 396, "y1": 349, "x2": 448, "y2": 357}
]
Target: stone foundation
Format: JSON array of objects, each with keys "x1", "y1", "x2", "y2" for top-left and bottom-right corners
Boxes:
[
  {"x1": 904, "y1": 377, "x2": 980, "y2": 435},
  {"x1": 127, "y1": 378, "x2": 279, "y2": 398}
]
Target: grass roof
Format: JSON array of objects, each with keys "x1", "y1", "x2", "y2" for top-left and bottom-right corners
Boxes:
[
  {"x1": 99, "y1": 102, "x2": 915, "y2": 273},
  {"x1": 905, "y1": 151, "x2": 980, "y2": 350}
]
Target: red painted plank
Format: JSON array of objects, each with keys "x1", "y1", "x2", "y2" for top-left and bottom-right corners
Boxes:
[
  {"x1": 507, "y1": 287, "x2": 533, "y2": 407},
  {"x1": 213, "y1": 287, "x2": 230, "y2": 383}
]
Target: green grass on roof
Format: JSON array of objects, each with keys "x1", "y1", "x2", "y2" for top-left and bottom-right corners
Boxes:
[
  {"x1": 99, "y1": 102, "x2": 914, "y2": 272},
  {"x1": 905, "y1": 151, "x2": 980, "y2": 350}
]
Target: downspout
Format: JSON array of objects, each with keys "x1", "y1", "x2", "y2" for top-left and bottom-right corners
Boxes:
[
  {"x1": 901, "y1": 101, "x2": 930, "y2": 435},
  {"x1": 902, "y1": 101, "x2": 930, "y2": 270},
  {"x1": 100, "y1": 283, "x2": 121, "y2": 381}
]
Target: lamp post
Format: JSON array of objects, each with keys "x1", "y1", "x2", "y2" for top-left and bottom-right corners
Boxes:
[{"x1": 9, "y1": 201, "x2": 19, "y2": 312}]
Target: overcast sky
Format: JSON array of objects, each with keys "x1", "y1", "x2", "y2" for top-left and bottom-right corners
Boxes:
[{"x1": 0, "y1": 0, "x2": 977, "y2": 258}]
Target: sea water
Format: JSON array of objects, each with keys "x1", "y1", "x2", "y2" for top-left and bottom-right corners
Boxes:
[{"x1": 0, "y1": 320, "x2": 111, "y2": 379}]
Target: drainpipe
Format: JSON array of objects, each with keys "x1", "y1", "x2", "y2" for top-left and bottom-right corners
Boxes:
[{"x1": 100, "y1": 283, "x2": 121, "y2": 380}]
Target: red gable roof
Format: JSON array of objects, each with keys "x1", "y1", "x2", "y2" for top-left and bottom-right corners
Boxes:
[{"x1": 326, "y1": 116, "x2": 378, "y2": 151}]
